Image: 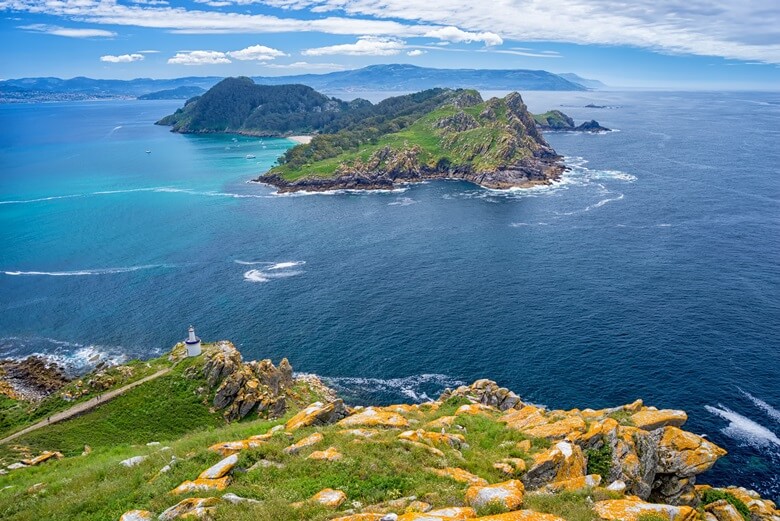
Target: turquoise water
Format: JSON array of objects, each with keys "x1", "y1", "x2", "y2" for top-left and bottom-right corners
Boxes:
[{"x1": 0, "y1": 94, "x2": 779, "y2": 498}]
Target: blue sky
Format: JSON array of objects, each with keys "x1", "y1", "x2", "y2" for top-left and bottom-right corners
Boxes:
[{"x1": 1, "y1": 0, "x2": 779, "y2": 88}]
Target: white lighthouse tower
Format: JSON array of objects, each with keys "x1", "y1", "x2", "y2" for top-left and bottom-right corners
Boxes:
[{"x1": 184, "y1": 325, "x2": 202, "y2": 357}]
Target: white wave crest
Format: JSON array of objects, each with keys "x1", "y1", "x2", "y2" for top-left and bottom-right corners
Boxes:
[
  {"x1": 322, "y1": 373, "x2": 465, "y2": 404},
  {"x1": 388, "y1": 197, "x2": 418, "y2": 206},
  {"x1": 0, "y1": 194, "x2": 83, "y2": 205},
  {"x1": 242, "y1": 261, "x2": 305, "y2": 283},
  {"x1": 0, "y1": 337, "x2": 128, "y2": 376},
  {"x1": 0, "y1": 187, "x2": 273, "y2": 205},
  {"x1": 740, "y1": 389, "x2": 780, "y2": 424},
  {"x1": 2, "y1": 264, "x2": 176, "y2": 277},
  {"x1": 705, "y1": 404, "x2": 780, "y2": 448}
]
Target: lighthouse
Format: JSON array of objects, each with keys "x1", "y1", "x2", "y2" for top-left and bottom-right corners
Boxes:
[{"x1": 184, "y1": 325, "x2": 202, "y2": 357}]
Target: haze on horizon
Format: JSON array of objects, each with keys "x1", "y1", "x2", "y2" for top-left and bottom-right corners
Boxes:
[{"x1": 1, "y1": 0, "x2": 779, "y2": 90}]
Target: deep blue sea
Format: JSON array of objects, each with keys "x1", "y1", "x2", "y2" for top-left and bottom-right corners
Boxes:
[{"x1": 0, "y1": 92, "x2": 778, "y2": 499}]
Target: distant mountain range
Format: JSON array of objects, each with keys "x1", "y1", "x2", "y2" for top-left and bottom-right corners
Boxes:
[{"x1": 0, "y1": 65, "x2": 605, "y2": 103}]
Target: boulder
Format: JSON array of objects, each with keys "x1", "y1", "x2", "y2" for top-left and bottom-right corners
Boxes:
[
  {"x1": 705, "y1": 500, "x2": 745, "y2": 521},
  {"x1": 428, "y1": 467, "x2": 488, "y2": 486},
  {"x1": 540, "y1": 474, "x2": 602, "y2": 493},
  {"x1": 474, "y1": 511, "x2": 567, "y2": 521},
  {"x1": 523, "y1": 442, "x2": 586, "y2": 489},
  {"x1": 423, "y1": 507, "x2": 477, "y2": 520},
  {"x1": 494, "y1": 458, "x2": 527, "y2": 477},
  {"x1": 222, "y1": 493, "x2": 261, "y2": 505},
  {"x1": 338, "y1": 407, "x2": 410, "y2": 428},
  {"x1": 631, "y1": 409, "x2": 688, "y2": 431},
  {"x1": 608, "y1": 426, "x2": 660, "y2": 500},
  {"x1": 158, "y1": 497, "x2": 221, "y2": 520},
  {"x1": 331, "y1": 516, "x2": 387, "y2": 521},
  {"x1": 120, "y1": 456, "x2": 147, "y2": 468},
  {"x1": 500, "y1": 406, "x2": 548, "y2": 431},
  {"x1": 593, "y1": 499, "x2": 697, "y2": 521},
  {"x1": 208, "y1": 440, "x2": 251, "y2": 457},
  {"x1": 656, "y1": 427, "x2": 727, "y2": 476},
  {"x1": 308, "y1": 446, "x2": 343, "y2": 461},
  {"x1": 311, "y1": 488, "x2": 347, "y2": 508},
  {"x1": 171, "y1": 476, "x2": 230, "y2": 494},
  {"x1": 198, "y1": 454, "x2": 237, "y2": 480},
  {"x1": 521, "y1": 415, "x2": 586, "y2": 440},
  {"x1": 426, "y1": 416, "x2": 457, "y2": 429},
  {"x1": 286, "y1": 400, "x2": 349, "y2": 431},
  {"x1": 466, "y1": 479, "x2": 525, "y2": 510},
  {"x1": 284, "y1": 432, "x2": 324, "y2": 454},
  {"x1": 440, "y1": 380, "x2": 524, "y2": 411},
  {"x1": 398, "y1": 429, "x2": 465, "y2": 449},
  {"x1": 119, "y1": 510, "x2": 154, "y2": 521},
  {"x1": 455, "y1": 404, "x2": 498, "y2": 416},
  {"x1": 340, "y1": 428, "x2": 381, "y2": 438},
  {"x1": 22, "y1": 451, "x2": 63, "y2": 466}
]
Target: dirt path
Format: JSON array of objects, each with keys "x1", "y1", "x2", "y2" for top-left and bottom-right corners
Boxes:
[{"x1": 0, "y1": 368, "x2": 171, "y2": 445}]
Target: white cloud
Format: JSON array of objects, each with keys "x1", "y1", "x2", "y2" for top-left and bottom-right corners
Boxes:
[
  {"x1": 5, "y1": 0, "x2": 780, "y2": 63},
  {"x1": 18, "y1": 23, "x2": 116, "y2": 38},
  {"x1": 303, "y1": 36, "x2": 405, "y2": 56},
  {"x1": 137, "y1": 49, "x2": 160, "y2": 54},
  {"x1": 168, "y1": 50, "x2": 231, "y2": 65},
  {"x1": 265, "y1": 61, "x2": 346, "y2": 70},
  {"x1": 227, "y1": 44, "x2": 286, "y2": 61},
  {"x1": 406, "y1": 49, "x2": 425, "y2": 56},
  {"x1": 424, "y1": 26, "x2": 502, "y2": 46},
  {"x1": 100, "y1": 53, "x2": 144, "y2": 63}
]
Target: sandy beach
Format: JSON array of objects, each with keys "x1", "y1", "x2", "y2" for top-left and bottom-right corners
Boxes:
[{"x1": 287, "y1": 135, "x2": 313, "y2": 144}]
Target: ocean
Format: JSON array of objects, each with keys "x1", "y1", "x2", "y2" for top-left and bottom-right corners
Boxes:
[{"x1": 0, "y1": 92, "x2": 778, "y2": 499}]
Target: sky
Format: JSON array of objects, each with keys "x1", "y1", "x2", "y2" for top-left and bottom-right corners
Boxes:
[{"x1": 1, "y1": 0, "x2": 779, "y2": 89}]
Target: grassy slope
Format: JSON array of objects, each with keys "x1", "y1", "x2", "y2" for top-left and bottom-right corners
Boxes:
[
  {"x1": 270, "y1": 101, "x2": 529, "y2": 181},
  {"x1": 0, "y1": 386, "x2": 628, "y2": 521},
  {"x1": 0, "y1": 356, "x2": 172, "y2": 440}
]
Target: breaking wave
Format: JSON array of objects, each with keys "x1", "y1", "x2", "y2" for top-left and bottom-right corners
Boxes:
[
  {"x1": 241, "y1": 261, "x2": 306, "y2": 283},
  {"x1": 705, "y1": 404, "x2": 780, "y2": 448},
  {"x1": 740, "y1": 389, "x2": 780, "y2": 424},
  {"x1": 322, "y1": 373, "x2": 465, "y2": 405},
  {"x1": 0, "y1": 187, "x2": 273, "y2": 205},
  {"x1": 2, "y1": 264, "x2": 177, "y2": 277},
  {"x1": 0, "y1": 336, "x2": 130, "y2": 376}
]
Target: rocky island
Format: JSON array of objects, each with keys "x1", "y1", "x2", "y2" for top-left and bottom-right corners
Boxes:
[
  {"x1": 157, "y1": 77, "x2": 610, "y2": 193},
  {"x1": 0, "y1": 341, "x2": 778, "y2": 521}
]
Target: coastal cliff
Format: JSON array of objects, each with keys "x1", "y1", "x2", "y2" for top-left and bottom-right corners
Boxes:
[{"x1": 0, "y1": 342, "x2": 777, "y2": 521}]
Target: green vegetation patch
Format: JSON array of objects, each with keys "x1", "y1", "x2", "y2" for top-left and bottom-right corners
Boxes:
[
  {"x1": 585, "y1": 444, "x2": 613, "y2": 480},
  {"x1": 700, "y1": 489, "x2": 751, "y2": 521}
]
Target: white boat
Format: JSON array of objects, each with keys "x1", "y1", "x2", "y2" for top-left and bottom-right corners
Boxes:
[
  {"x1": 246, "y1": 154, "x2": 256, "y2": 159},
  {"x1": 145, "y1": 150, "x2": 151, "y2": 154}
]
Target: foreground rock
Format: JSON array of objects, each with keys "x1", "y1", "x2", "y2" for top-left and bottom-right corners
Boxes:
[{"x1": 0, "y1": 356, "x2": 70, "y2": 401}]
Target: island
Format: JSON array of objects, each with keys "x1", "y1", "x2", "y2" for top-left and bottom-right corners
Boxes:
[
  {"x1": 137, "y1": 86, "x2": 206, "y2": 100},
  {"x1": 157, "y1": 77, "x2": 612, "y2": 193}
]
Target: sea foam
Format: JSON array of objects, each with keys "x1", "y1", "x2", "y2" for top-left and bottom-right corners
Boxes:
[{"x1": 705, "y1": 404, "x2": 780, "y2": 448}]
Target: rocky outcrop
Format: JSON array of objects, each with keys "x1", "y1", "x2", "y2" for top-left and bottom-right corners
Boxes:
[
  {"x1": 466, "y1": 479, "x2": 525, "y2": 510},
  {"x1": 0, "y1": 356, "x2": 70, "y2": 401},
  {"x1": 202, "y1": 341, "x2": 304, "y2": 421},
  {"x1": 440, "y1": 379, "x2": 524, "y2": 411},
  {"x1": 285, "y1": 400, "x2": 350, "y2": 431},
  {"x1": 533, "y1": 110, "x2": 610, "y2": 133}
]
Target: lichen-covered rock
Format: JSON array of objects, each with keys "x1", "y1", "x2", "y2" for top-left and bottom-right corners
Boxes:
[
  {"x1": 285, "y1": 400, "x2": 349, "y2": 431},
  {"x1": 171, "y1": 476, "x2": 230, "y2": 494},
  {"x1": 22, "y1": 451, "x2": 63, "y2": 466},
  {"x1": 426, "y1": 416, "x2": 456, "y2": 429},
  {"x1": 198, "y1": 454, "x2": 237, "y2": 480},
  {"x1": 631, "y1": 409, "x2": 688, "y2": 431},
  {"x1": 500, "y1": 406, "x2": 548, "y2": 431},
  {"x1": 440, "y1": 380, "x2": 524, "y2": 411},
  {"x1": 656, "y1": 427, "x2": 727, "y2": 476},
  {"x1": 158, "y1": 497, "x2": 221, "y2": 520},
  {"x1": 540, "y1": 474, "x2": 602, "y2": 493},
  {"x1": 607, "y1": 426, "x2": 660, "y2": 500},
  {"x1": 340, "y1": 428, "x2": 380, "y2": 438},
  {"x1": 466, "y1": 479, "x2": 525, "y2": 510},
  {"x1": 203, "y1": 342, "x2": 242, "y2": 387},
  {"x1": 523, "y1": 442, "x2": 586, "y2": 489},
  {"x1": 208, "y1": 440, "x2": 252, "y2": 457},
  {"x1": 705, "y1": 500, "x2": 745, "y2": 521},
  {"x1": 593, "y1": 499, "x2": 697, "y2": 521},
  {"x1": 398, "y1": 429, "x2": 465, "y2": 449},
  {"x1": 338, "y1": 407, "x2": 409, "y2": 428},
  {"x1": 714, "y1": 487, "x2": 780, "y2": 521},
  {"x1": 308, "y1": 446, "x2": 342, "y2": 461},
  {"x1": 311, "y1": 488, "x2": 347, "y2": 508},
  {"x1": 428, "y1": 467, "x2": 488, "y2": 486},
  {"x1": 521, "y1": 415, "x2": 586, "y2": 440},
  {"x1": 422, "y1": 507, "x2": 477, "y2": 520},
  {"x1": 119, "y1": 510, "x2": 154, "y2": 521},
  {"x1": 474, "y1": 511, "x2": 567, "y2": 521},
  {"x1": 331, "y1": 515, "x2": 386, "y2": 521},
  {"x1": 494, "y1": 458, "x2": 527, "y2": 477},
  {"x1": 456, "y1": 404, "x2": 497, "y2": 416},
  {"x1": 284, "y1": 432, "x2": 324, "y2": 454},
  {"x1": 120, "y1": 455, "x2": 147, "y2": 467}
]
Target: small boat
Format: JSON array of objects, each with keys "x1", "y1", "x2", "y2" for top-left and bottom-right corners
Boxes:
[
  {"x1": 145, "y1": 150, "x2": 151, "y2": 154},
  {"x1": 245, "y1": 154, "x2": 256, "y2": 159}
]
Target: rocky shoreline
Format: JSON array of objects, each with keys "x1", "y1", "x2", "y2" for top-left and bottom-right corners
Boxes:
[
  {"x1": 0, "y1": 356, "x2": 70, "y2": 401},
  {"x1": 256, "y1": 149, "x2": 566, "y2": 193}
]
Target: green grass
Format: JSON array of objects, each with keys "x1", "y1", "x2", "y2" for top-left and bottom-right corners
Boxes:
[
  {"x1": 0, "y1": 356, "x2": 172, "y2": 439},
  {"x1": 524, "y1": 489, "x2": 603, "y2": 521},
  {"x1": 585, "y1": 444, "x2": 612, "y2": 480},
  {"x1": 0, "y1": 357, "x2": 223, "y2": 463},
  {"x1": 269, "y1": 97, "x2": 539, "y2": 182},
  {"x1": 700, "y1": 489, "x2": 751, "y2": 521}
]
